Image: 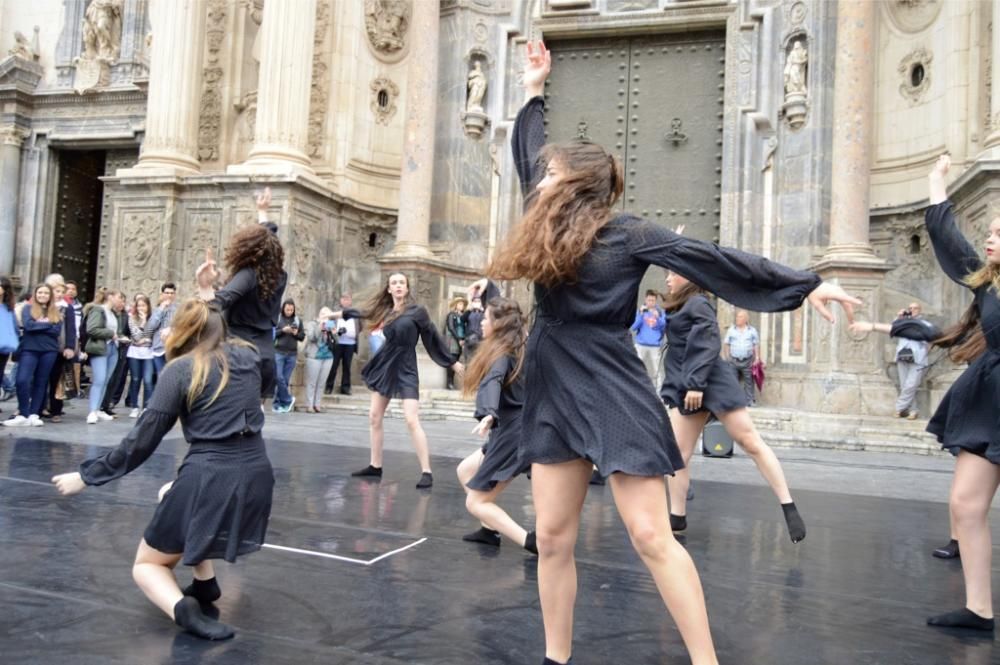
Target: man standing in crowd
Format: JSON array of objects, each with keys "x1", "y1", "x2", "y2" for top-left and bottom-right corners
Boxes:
[
  {"x1": 631, "y1": 289, "x2": 667, "y2": 386},
  {"x1": 723, "y1": 309, "x2": 761, "y2": 406},
  {"x1": 145, "y1": 283, "x2": 177, "y2": 380},
  {"x1": 326, "y1": 293, "x2": 357, "y2": 396}
]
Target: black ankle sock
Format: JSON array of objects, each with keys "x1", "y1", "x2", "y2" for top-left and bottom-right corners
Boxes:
[
  {"x1": 588, "y1": 470, "x2": 605, "y2": 486},
  {"x1": 932, "y1": 539, "x2": 960, "y2": 559},
  {"x1": 351, "y1": 464, "x2": 382, "y2": 478},
  {"x1": 542, "y1": 658, "x2": 572, "y2": 665},
  {"x1": 782, "y1": 502, "x2": 806, "y2": 543},
  {"x1": 463, "y1": 526, "x2": 501, "y2": 547},
  {"x1": 183, "y1": 577, "x2": 221, "y2": 605},
  {"x1": 416, "y1": 472, "x2": 433, "y2": 489},
  {"x1": 524, "y1": 531, "x2": 538, "y2": 555},
  {"x1": 173, "y1": 597, "x2": 235, "y2": 640},
  {"x1": 669, "y1": 513, "x2": 687, "y2": 532},
  {"x1": 927, "y1": 608, "x2": 994, "y2": 631}
]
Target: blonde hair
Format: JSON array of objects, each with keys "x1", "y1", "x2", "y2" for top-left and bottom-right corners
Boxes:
[
  {"x1": 29, "y1": 284, "x2": 62, "y2": 324},
  {"x1": 964, "y1": 263, "x2": 1000, "y2": 294}
]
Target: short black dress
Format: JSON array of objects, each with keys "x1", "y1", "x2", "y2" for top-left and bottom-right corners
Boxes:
[
  {"x1": 467, "y1": 355, "x2": 529, "y2": 491},
  {"x1": 79, "y1": 343, "x2": 274, "y2": 565},
  {"x1": 349, "y1": 304, "x2": 458, "y2": 400},
  {"x1": 660, "y1": 294, "x2": 748, "y2": 415},
  {"x1": 923, "y1": 202, "x2": 1000, "y2": 462},
  {"x1": 512, "y1": 95, "x2": 822, "y2": 477}
]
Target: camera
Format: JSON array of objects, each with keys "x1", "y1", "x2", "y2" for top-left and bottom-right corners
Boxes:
[
  {"x1": 901, "y1": 309, "x2": 912, "y2": 318},
  {"x1": 337, "y1": 327, "x2": 347, "y2": 336}
]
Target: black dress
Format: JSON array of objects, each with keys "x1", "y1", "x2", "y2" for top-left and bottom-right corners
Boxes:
[
  {"x1": 512, "y1": 96, "x2": 822, "y2": 477},
  {"x1": 348, "y1": 304, "x2": 458, "y2": 400},
  {"x1": 924, "y1": 202, "x2": 1000, "y2": 462},
  {"x1": 467, "y1": 355, "x2": 529, "y2": 491},
  {"x1": 660, "y1": 294, "x2": 748, "y2": 415},
  {"x1": 78, "y1": 343, "x2": 274, "y2": 565}
]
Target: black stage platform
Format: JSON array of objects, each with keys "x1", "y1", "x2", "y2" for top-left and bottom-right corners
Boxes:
[{"x1": 1, "y1": 435, "x2": 997, "y2": 664}]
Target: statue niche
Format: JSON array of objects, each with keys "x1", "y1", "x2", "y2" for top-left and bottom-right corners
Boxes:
[{"x1": 73, "y1": 0, "x2": 124, "y2": 94}]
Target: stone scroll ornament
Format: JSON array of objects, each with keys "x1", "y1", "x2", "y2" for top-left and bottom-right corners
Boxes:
[
  {"x1": 781, "y1": 39, "x2": 808, "y2": 130},
  {"x1": 364, "y1": 0, "x2": 411, "y2": 60},
  {"x1": 73, "y1": 0, "x2": 124, "y2": 94}
]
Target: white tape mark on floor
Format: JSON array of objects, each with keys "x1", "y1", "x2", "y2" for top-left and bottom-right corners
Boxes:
[{"x1": 263, "y1": 537, "x2": 427, "y2": 566}]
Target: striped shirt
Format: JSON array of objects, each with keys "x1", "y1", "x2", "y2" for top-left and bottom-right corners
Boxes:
[{"x1": 724, "y1": 325, "x2": 759, "y2": 360}]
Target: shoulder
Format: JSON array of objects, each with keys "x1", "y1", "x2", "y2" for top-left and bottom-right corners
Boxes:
[{"x1": 227, "y1": 341, "x2": 261, "y2": 365}]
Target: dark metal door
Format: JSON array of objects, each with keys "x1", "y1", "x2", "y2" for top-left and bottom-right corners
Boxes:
[{"x1": 52, "y1": 150, "x2": 106, "y2": 301}]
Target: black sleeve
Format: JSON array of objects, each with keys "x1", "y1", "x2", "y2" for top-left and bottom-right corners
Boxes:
[
  {"x1": 414, "y1": 306, "x2": 458, "y2": 367},
  {"x1": 294, "y1": 321, "x2": 305, "y2": 342},
  {"x1": 483, "y1": 279, "x2": 502, "y2": 304},
  {"x1": 446, "y1": 313, "x2": 460, "y2": 340},
  {"x1": 78, "y1": 360, "x2": 186, "y2": 485},
  {"x1": 63, "y1": 310, "x2": 77, "y2": 350},
  {"x1": 340, "y1": 308, "x2": 365, "y2": 322},
  {"x1": 474, "y1": 357, "x2": 510, "y2": 425},
  {"x1": 890, "y1": 318, "x2": 942, "y2": 342},
  {"x1": 212, "y1": 267, "x2": 256, "y2": 311},
  {"x1": 924, "y1": 201, "x2": 983, "y2": 287},
  {"x1": 681, "y1": 298, "x2": 722, "y2": 392},
  {"x1": 628, "y1": 219, "x2": 822, "y2": 312},
  {"x1": 511, "y1": 96, "x2": 546, "y2": 197}
]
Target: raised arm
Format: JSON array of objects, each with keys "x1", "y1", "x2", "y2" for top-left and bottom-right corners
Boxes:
[
  {"x1": 925, "y1": 156, "x2": 983, "y2": 287},
  {"x1": 511, "y1": 41, "x2": 550, "y2": 196}
]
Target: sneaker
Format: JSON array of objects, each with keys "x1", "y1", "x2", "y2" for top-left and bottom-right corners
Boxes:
[
  {"x1": 27, "y1": 414, "x2": 43, "y2": 427},
  {"x1": 87, "y1": 412, "x2": 99, "y2": 424},
  {"x1": 129, "y1": 408, "x2": 140, "y2": 418},
  {"x1": 2, "y1": 415, "x2": 28, "y2": 427},
  {"x1": 271, "y1": 402, "x2": 281, "y2": 413},
  {"x1": 288, "y1": 396, "x2": 295, "y2": 412},
  {"x1": 906, "y1": 411, "x2": 919, "y2": 420},
  {"x1": 95, "y1": 410, "x2": 113, "y2": 421}
]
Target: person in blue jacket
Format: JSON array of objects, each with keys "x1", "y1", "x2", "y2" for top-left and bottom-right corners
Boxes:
[{"x1": 630, "y1": 289, "x2": 667, "y2": 386}]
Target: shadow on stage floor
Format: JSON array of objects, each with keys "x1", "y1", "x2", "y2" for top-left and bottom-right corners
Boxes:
[{"x1": 0, "y1": 434, "x2": 996, "y2": 664}]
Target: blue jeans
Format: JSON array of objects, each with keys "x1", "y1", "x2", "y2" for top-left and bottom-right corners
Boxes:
[
  {"x1": 89, "y1": 344, "x2": 118, "y2": 413},
  {"x1": 15, "y1": 349, "x2": 57, "y2": 417},
  {"x1": 127, "y1": 357, "x2": 155, "y2": 408},
  {"x1": 369, "y1": 334, "x2": 384, "y2": 356},
  {"x1": 273, "y1": 352, "x2": 297, "y2": 408}
]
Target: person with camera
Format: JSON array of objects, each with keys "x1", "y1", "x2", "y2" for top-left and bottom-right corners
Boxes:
[
  {"x1": 272, "y1": 299, "x2": 304, "y2": 413},
  {"x1": 631, "y1": 289, "x2": 667, "y2": 386},
  {"x1": 849, "y1": 302, "x2": 939, "y2": 420},
  {"x1": 325, "y1": 293, "x2": 358, "y2": 396},
  {"x1": 303, "y1": 307, "x2": 337, "y2": 413},
  {"x1": 462, "y1": 294, "x2": 485, "y2": 362}
]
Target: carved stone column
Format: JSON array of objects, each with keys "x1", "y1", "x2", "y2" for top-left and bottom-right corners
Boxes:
[
  {"x1": 229, "y1": 0, "x2": 317, "y2": 174},
  {"x1": 0, "y1": 127, "x2": 23, "y2": 274},
  {"x1": 985, "y1": 0, "x2": 1000, "y2": 149},
  {"x1": 383, "y1": 0, "x2": 439, "y2": 259},
  {"x1": 120, "y1": 0, "x2": 207, "y2": 175}
]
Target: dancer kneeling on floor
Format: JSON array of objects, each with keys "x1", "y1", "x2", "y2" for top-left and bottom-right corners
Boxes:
[
  {"x1": 51, "y1": 299, "x2": 275, "y2": 641},
  {"x1": 455, "y1": 289, "x2": 537, "y2": 555},
  {"x1": 659, "y1": 271, "x2": 805, "y2": 543}
]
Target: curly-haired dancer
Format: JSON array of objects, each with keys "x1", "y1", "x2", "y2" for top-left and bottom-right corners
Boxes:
[
  {"x1": 196, "y1": 188, "x2": 288, "y2": 400},
  {"x1": 494, "y1": 41, "x2": 860, "y2": 665}
]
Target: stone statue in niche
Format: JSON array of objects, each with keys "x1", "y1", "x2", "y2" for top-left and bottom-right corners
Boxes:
[
  {"x1": 781, "y1": 39, "x2": 809, "y2": 130},
  {"x1": 466, "y1": 61, "x2": 487, "y2": 112},
  {"x1": 73, "y1": 0, "x2": 123, "y2": 94},
  {"x1": 364, "y1": 0, "x2": 410, "y2": 56}
]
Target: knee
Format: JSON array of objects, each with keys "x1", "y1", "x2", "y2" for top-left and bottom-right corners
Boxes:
[
  {"x1": 950, "y1": 490, "x2": 987, "y2": 525},
  {"x1": 733, "y1": 429, "x2": 761, "y2": 455},
  {"x1": 627, "y1": 522, "x2": 670, "y2": 561},
  {"x1": 404, "y1": 414, "x2": 421, "y2": 432},
  {"x1": 368, "y1": 411, "x2": 381, "y2": 429},
  {"x1": 535, "y1": 525, "x2": 576, "y2": 559},
  {"x1": 465, "y1": 492, "x2": 482, "y2": 514}
]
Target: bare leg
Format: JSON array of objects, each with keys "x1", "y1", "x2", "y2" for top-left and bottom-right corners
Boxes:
[
  {"x1": 132, "y1": 539, "x2": 184, "y2": 618},
  {"x1": 951, "y1": 451, "x2": 1000, "y2": 617},
  {"x1": 532, "y1": 458, "x2": 592, "y2": 663},
  {"x1": 368, "y1": 392, "x2": 391, "y2": 467},
  {"x1": 609, "y1": 473, "x2": 718, "y2": 665},
  {"x1": 666, "y1": 408, "x2": 710, "y2": 518},
  {"x1": 715, "y1": 408, "x2": 793, "y2": 503},
  {"x1": 457, "y1": 450, "x2": 488, "y2": 528},
  {"x1": 467, "y1": 481, "x2": 528, "y2": 546},
  {"x1": 401, "y1": 398, "x2": 431, "y2": 473}
]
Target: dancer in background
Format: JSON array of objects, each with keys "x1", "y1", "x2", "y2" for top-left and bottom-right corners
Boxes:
[
  {"x1": 340, "y1": 273, "x2": 462, "y2": 489},
  {"x1": 491, "y1": 41, "x2": 858, "y2": 665},
  {"x1": 659, "y1": 271, "x2": 805, "y2": 542},
  {"x1": 455, "y1": 291, "x2": 537, "y2": 555},
  {"x1": 52, "y1": 299, "x2": 274, "y2": 641}
]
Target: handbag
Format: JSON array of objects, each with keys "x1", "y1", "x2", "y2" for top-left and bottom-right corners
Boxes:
[{"x1": 751, "y1": 360, "x2": 765, "y2": 391}]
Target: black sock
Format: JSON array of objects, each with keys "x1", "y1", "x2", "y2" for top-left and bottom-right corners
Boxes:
[
  {"x1": 782, "y1": 502, "x2": 806, "y2": 543},
  {"x1": 524, "y1": 531, "x2": 538, "y2": 555},
  {"x1": 542, "y1": 658, "x2": 572, "y2": 665},
  {"x1": 173, "y1": 597, "x2": 235, "y2": 640},
  {"x1": 927, "y1": 608, "x2": 995, "y2": 631},
  {"x1": 351, "y1": 464, "x2": 382, "y2": 478},
  {"x1": 416, "y1": 472, "x2": 433, "y2": 489},
  {"x1": 183, "y1": 577, "x2": 221, "y2": 605},
  {"x1": 669, "y1": 513, "x2": 687, "y2": 532},
  {"x1": 588, "y1": 470, "x2": 605, "y2": 486},
  {"x1": 932, "y1": 539, "x2": 960, "y2": 559},
  {"x1": 463, "y1": 526, "x2": 501, "y2": 547}
]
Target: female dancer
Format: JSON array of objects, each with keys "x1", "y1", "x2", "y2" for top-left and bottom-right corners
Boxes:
[
  {"x1": 455, "y1": 291, "x2": 537, "y2": 554},
  {"x1": 660, "y1": 270, "x2": 806, "y2": 542},
  {"x1": 196, "y1": 188, "x2": 287, "y2": 400},
  {"x1": 341, "y1": 273, "x2": 462, "y2": 489},
  {"x1": 490, "y1": 41, "x2": 858, "y2": 665},
  {"x1": 51, "y1": 299, "x2": 274, "y2": 640},
  {"x1": 3, "y1": 283, "x2": 62, "y2": 427},
  {"x1": 922, "y1": 154, "x2": 1000, "y2": 631},
  {"x1": 126, "y1": 294, "x2": 155, "y2": 418}
]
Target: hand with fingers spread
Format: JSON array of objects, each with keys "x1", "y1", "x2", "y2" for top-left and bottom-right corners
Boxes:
[
  {"x1": 928, "y1": 154, "x2": 950, "y2": 205},
  {"x1": 255, "y1": 186, "x2": 272, "y2": 211},
  {"x1": 472, "y1": 414, "x2": 494, "y2": 438},
  {"x1": 51, "y1": 472, "x2": 86, "y2": 496},
  {"x1": 523, "y1": 40, "x2": 551, "y2": 100},
  {"x1": 196, "y1": 247, "x2": 220, "y2": 290},
  {"x1": 806, "y1": 282, "x2": 862, "y2": 324}
]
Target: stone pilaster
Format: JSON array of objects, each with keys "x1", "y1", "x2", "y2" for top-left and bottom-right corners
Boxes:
[
  {"x1": 984, "y1": 0, "x2": 1000, "y2": 149},
  {"x1": 119, "y1": 0, "x2": 207, "y2": 175},
  {"x1": 0, "y1": 127, "x2": 24, "y2": 275},
  {"x1": 229, "y1": 0, "x2": 317, "y2": 175}
]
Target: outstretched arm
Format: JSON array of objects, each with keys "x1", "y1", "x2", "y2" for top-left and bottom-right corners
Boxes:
[
  {"x1": 925, "y1": 155, "x2": 984, "y2": 287},
  {"x1": 512, "y1": 41, "x2": 550, "y2": 196}
]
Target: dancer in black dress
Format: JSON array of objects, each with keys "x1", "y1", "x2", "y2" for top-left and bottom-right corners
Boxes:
[
  {"x1": 660, "y1": 270, "x2": 806, "y2": 542},
  {"x1": 341, "y1": 272, "x2": 462, "y2": 488},
  {"x1": 196, "y1": 188, "x2": 287, "y2": 400},
  {"x1": 489, "y1": 41, "x2": 859, "y2": 665},
  {"x1": 455, "y1": 291, "x2": 537, "y2": 554},
  {"x1": 51, "y1": 299, "x2": 275, "y2": 640},
  {"x1": 921, "y1": 155, "x2": 1000, "y2": 632}
]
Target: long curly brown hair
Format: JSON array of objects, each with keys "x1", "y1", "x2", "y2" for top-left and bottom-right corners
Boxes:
[
  {"x1": 224, "y1": 224, "x2": 285, "y2": 300},
  {"x1": 462, "y1": 297, "x2": 527, "y2": 399},
  {"x1": 489, "y1": 141, "x2": 624, "y2": 287}
]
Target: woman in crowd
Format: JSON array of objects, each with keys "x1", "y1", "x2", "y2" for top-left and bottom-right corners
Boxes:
[
  {"x1": 922, "y1": 155, "x2": 1000, "y2": 632},
  {"x1": 489, "y1": 41, "x2": 858, "y2": 665},
  {"x1": 52, "y1": 299, "x2": 274, "y2": 641},
  {"x1": 445, "y1": 296, "x2": 467, "y2": 390},
  {"x1": 3, "y1": 283, "x2": 62, "y2": 427},
  {"x1": 659, "y1": 270, "x2": 805, "y2": 542},
  {"x1": 455, "y1": 293, "x2": 537, "y2": 555},
  {"x1": 126, "y1": 293, "x2": 155, "y2": 418},
  {"x1": 303, "y1": 307, "x2": 336, "y2": 413},
  {"x1": 340, "y1": 273, "x2": 463, "y2": 489},
  {"x1": 272, "y1": 298, "x2": 304, "y2": 413},
  {"x1": 84, "y1": 288, "x2": 124, "y2": 425},
  {"x1": 0, "y1": 277, "x2": 16, "y2": 408},
  {"x1": 42, "y1": 280, "x2": 77, "y2": 423}
]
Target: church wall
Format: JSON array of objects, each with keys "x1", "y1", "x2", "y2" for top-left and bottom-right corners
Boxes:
[{"x1": 0, "y1": 0, "x2": 63, "y2": 86}]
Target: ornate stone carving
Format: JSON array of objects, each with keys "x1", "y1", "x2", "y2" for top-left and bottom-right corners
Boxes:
[
  {"x1": 785, "y1": 0, "x2": 807, "y2": 27},
  {"x1": 0, "y1": 126, "x2": 25, "y2": 147},
  {"x1": 290, "y1": 214, "x2": 320, "y2": 277},
  {"x1": 781, "y1": 39, "x2": 808, "y2": 130},
  {"x1": 121, "y1": 212, "x2": 161, "y2": 286},
  {"x1": 308, "y1": 0, "x2": 332, "y2": 158},
  {"x1": 186, "y1": 213, "x2": 223, "y2": 278},
  {"x1": 884, "y1": 0, "x2": 942, "y2": 34},
  {"x1": 466, "y1": 61, "x2": 487, "y2": 112},
  {"x1": 898, "y1": 47, "x2": 933, "y2": 106},
  {"x1": 9, "y1": 27, "x2": 40, "y2": 61},
  {"x1": 370, "y1": 77, "x2": 399, "y2": 125},
  {"x1": 463, "y1": 55, "x2": 490, "y2": 139},
  {"x1": 73, "y1": 0, "x2": 124, "y2": 94},
  {"x1": 198, "y1": 0, "x2": 227, "y2": 162},
  {"x1": 364, "y1": 0, "x2": 410, "y2": 61}
]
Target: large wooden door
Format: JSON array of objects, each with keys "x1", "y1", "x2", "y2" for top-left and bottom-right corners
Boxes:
[{"x1": 52, "y1": 150, "x2": 106, "y2": 301}]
